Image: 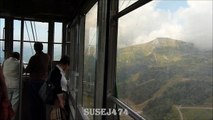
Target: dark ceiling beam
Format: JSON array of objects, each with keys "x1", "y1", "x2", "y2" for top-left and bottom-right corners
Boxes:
[{"x1": 0, "y1": 0, "x2": 84, "y2": 22}]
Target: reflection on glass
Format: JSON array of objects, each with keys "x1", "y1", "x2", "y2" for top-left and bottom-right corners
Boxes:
[
  {"x1": 117, "y1": 1, "x2": 212, "y2": 120},
  {"x1": 54, "y1": 44, "x2": 62, "y2": 61},
  {"x1": 54, "y1": 22, "x2": 62, "y2": 43},
  {"x1": 24, "y1": 21, "x2": 48, "y2": 42},
  {"x1": 119, "y1": 0, "x2": 138, "y2": 12},
  {"x1": 83, "y1": 2, "x2": 98, "y2": 118}
]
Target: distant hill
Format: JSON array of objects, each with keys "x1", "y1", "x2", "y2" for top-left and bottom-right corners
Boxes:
[{"x1": 116, "y1": 38, "x2": 213, "y2": 120}]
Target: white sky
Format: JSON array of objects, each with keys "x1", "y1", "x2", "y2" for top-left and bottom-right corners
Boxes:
[{"x1": 118, "y1": 0, "x2": 213, "y2": 50}]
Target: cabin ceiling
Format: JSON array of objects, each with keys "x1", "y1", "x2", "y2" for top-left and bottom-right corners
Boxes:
[{"x1": 0, "y1": 0, "x2": 88, "y2": 22}]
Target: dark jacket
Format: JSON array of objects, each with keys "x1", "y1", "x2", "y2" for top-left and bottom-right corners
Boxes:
[
  {"x1": 49, "y1": 66, "x2": 63, "y2": 100},
  {"x1": 26, "y1": 52, "x2": 50, "y2": 81}
]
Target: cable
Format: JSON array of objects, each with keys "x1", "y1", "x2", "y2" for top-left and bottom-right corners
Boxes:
[
  {"x1": 119, "y1": 0, "x2": 126, "y2": 10},
  {"x1": 126, "y1": 0, "x2": 132, "y2": 8},
  {"x1": 25, "y1": 21, "x2": 34, "y2": 54},
  {"x1": 33, "y1": 22, "x2": 38, "y2": 41},
  {"x1": 30, "y1": 21, "x2": 36, "y2": 42}
]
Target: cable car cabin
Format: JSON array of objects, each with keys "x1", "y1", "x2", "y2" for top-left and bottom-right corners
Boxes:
[{"x1": 0, "y1": 0, "x2": 212, "y2": 120}]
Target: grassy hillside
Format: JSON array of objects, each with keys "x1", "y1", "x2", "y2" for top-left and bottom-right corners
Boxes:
[
  {"x1": 116, "y1": 38, "x2": 213, "y2": 120},
  {"x1": 181, "y1": 109, "x2": 213, "y2": 120}
]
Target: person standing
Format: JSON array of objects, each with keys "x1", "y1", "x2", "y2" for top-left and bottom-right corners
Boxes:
[
  {"x1": 25, "y1": 42, "x2": 50, "y2": 120},
  {"x1": 0, "y1": 65, "x2": 15, "y2": 120},
  {"x1": 2, "y1": 52, "x2": 22, "y2": 120},
  {"x1": 49, "y1": 56, "x2": 70, "y2": 120}
]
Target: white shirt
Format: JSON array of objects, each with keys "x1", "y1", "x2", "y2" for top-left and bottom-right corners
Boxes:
[
  {"x1": 3, "y1": 57, "x2": 21, "y2": 88},
  {"x1": 56, "y1": 65, "x2": 68, "y2": 92}
]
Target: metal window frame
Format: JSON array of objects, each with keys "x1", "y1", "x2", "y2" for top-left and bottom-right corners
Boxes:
[
  {"x1": 94, "y1": 0, "x2": 108, "y2": 119},
  {"x1": 110, "y1": 96, "x2": 146, "y2": 120},
  {"x1": 67, "y1": 0, "x2": 153, "y2": 120},
  {"x1": 48, "y1": 21, "x2": 54, "y2": 60},
  {"x1": 106, "y1": 0, "x2": 152, "y2": 120},
  {"x1": 4, "y1": 17, "x2": 13, "y2": 58},
  {"x1": 113, "y1": 0, "x2": 152, "y2": 20}
]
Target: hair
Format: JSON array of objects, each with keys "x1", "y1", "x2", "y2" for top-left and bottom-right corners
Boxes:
[
  {"x1": 11, "y1": 52, "x2": 20, "y2": 60},
  {"x1": 34, "y1": 42, "x2": 43, "y2": 52},
  {"x1": 59, "y1": 56, "x2": 70, "y2": 65}
]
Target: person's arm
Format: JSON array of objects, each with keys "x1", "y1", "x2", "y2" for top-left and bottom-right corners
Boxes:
[{"x1": 57, "y1": 93, "x2": 65, "y2": 108}]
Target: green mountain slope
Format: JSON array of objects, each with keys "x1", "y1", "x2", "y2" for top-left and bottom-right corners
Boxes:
[{"x1": 116, "y1": 38, "x2": 213, "y2": 120}]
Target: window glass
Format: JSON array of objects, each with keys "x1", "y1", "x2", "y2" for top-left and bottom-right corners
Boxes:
[
  {"x1": 83, "y1": 2, "x2": 98, "y2": 116},
  {"x1": 14, "y1": 20, "x2": 21, "y2": 40},
  {"x1": 54, "y1": 44, "x2": 62, "y2": 61},
  {"x1": 24, "y1": 21, "x2": 48, "y2": 42},
  {"x1": 0, "y1": 18, "x2": 4, "y2": 39},
  {"x1": 23, "y1": 42, "x2": 34, "y2": 63},
  {"x1": 23, "y1": 42, "x2": 47, "y2": 63},
  {"x1": 116, "y1": 1, "x2": 213, "y2": 120},
  {"x1": 0, "y1": 18, "x2": 5, "y2": 63},
  {"x1": 119, "y1": 0, "x2": 138, "y2": 12},
  {"x1": 13, "y1": 20, "x2": 48, "y2": 64},
  {"x1": 13, "y1": 41, "x2": 20, "y2": 54},
  {"x1": 54, "y1": 22, "x2": 62, "y2": 61},
  {"x1": 54, "y1": 22, "x2": 62, "y2": 43},
  {"x1": 13, "y1": 20, "x2": 21, "y2": 62},
  {"x1": 0, "y1": 41, "x2": 4, "y2": 64}
]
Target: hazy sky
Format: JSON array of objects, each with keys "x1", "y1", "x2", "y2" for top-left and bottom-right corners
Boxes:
[{"x1": 118, "y1": 0, "x2": 212, "y2": 50}]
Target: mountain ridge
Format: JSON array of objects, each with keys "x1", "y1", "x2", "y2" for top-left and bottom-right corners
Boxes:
[{"x1": 116, "y1": 37, "x2": 212, "y2": 120}]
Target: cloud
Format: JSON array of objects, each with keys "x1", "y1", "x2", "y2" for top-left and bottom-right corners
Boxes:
[
  {"x1": 118, "y1": 0, "x2": 212, "y2": 50},
  {"x1": 176, "y1": 0, "x2": 212, "y2": 49}
]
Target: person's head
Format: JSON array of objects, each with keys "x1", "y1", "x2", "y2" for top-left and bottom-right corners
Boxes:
[
  {"x1": 34, "y1": 42, "x2": 43, "y2": 52},
  {"x1": 11, "y1": 52, "x2": 20, "y2": 60},
  {"x1": 59, "y1": 56, "x2": 70, "y2": 71}
]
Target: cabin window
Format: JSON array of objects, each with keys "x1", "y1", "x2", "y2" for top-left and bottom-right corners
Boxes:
[
  {"x1": 54, "y1": 22, "x2": 62, "y2": 61},
  {"x1": 13, "y1": 20, "x2": 21, "y2": 55},
  {"x1": 13, "y1": 20, "x2": 48, "y2": 63},
  {"x1": 83, "y1": 2, "x2": 98, "y2": 119},
  {"x1": 14, "y1": 20, "x2": 21, "y2": 41},
  {"x1": 116, "y1": 1, "x2": 212, "y2": 120}
]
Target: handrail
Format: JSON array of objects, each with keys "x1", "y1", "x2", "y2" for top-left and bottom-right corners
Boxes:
[
  {"x1": 69, "y1": 92, "x2": 90, "y2": 120},
  {"x1": 109, "y1": 96, "x2": 146, "y2": 120}
]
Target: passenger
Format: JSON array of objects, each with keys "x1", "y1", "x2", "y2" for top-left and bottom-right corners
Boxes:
[
  {"x1": 2, "y1": 52, "x2": 22, "y2": 120},
  {"x1": 0, "y1": 65, "x2": 15, "y2": 120},
  {"x1": 25, "y1": 42, "x2": 50, "y2": 120},
  {"x1": 49, "y1": 56, "x2": 70, "y2": 120}
]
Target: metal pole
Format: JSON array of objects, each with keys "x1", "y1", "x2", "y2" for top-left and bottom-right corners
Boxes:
[{"x1": 19, "y1": 19, "x2": 24, "y2": 120}]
